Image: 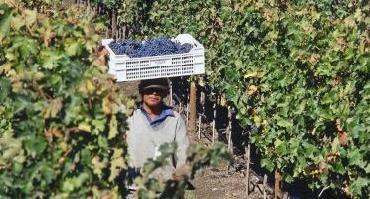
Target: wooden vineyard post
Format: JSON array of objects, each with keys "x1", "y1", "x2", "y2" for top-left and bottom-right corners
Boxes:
[
  {"x1": 245, "y1": 143, "x2": 251, "y2": 198},
  {"x1": 198, "y1": 91, "x2": 205, "y2": 139},
  {"x1": 188, "y1": 80, "x2": 197, "y2": 132},
  {"x1": 169, "y1": 79, "x2": 173, "y2": 106},
  {"x1": 198, "y1": 114, "x2": 201, "y2": 139},
  {"x1": 212, "y1": 95, "x2": 217, "y2": 144},
  {"x1": 122, "y1": 26, "x2": 126, "y2": 39},
  {"x1": 120, "y1": 27, "x2": 126, "y2": 40},
  {"x1": 105, "y1": 26, "x2": 109, "y2": 39},
  {"x1": 227, "y1": 106, "x2": 233, "y2": 153},
  {"x1": 263, "y1": 174, "x2": 268, "y2": 199},
  {"x1": 275, "y1": 170, "x2": 282, "y2": 199},
  {"x1": 111, "y1": 9, "x2": 117, "y2": 38},
  {"x1": 186, "y1": 103, "x2": 189, "y2": 126},
  {"x1": 97, "y1": 4, "x2": 101, "y2": 14}
]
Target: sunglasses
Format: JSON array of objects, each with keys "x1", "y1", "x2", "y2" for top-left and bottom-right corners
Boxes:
[{"x1": 142, "y1": 88, "x2": 167, "y2": 96}]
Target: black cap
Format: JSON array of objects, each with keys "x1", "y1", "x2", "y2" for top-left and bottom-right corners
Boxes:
[{"x1": 138, "y1": 78, "x2": 170, "y2": 94}]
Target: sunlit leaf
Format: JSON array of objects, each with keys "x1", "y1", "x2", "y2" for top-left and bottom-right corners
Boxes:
[
  {"x1": 108, "y1": 115, "x2": 118, "y2": 139},
  {"x1": 0, "y1": 4, "x2": 12, "y2": 39},
  {"x1": 24, "y1": 9, "x2": 37, "y2": 27},
  {"x1": 42, "y1": 97, "x2": 63, "y2": 119}
]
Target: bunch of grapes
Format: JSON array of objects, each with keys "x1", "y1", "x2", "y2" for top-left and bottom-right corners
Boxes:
[
  {"x1": 175, "y1": 43, "x2": 193, "y2": 54},
  {"x1": 133, "y1": 37, "x2": 177, "y2": 57},
  {"x1": 108, "y1": 37, "x2": 193, "y2": 58},
  {"x1": 108, "y1": 40, "x2": 141, "y2": 56}
]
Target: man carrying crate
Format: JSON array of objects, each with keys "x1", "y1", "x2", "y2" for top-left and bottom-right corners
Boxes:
[{"x1": 126, "y1": 78, "x2": 190, "y2": 195}]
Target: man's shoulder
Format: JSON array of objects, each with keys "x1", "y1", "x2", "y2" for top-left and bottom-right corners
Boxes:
[
  {"x1": 129, "y1": 109, "x2": 140, "y2": 117},
  {"x1": 162, "y1": 105, "x2": 179, "y2": 117},
  {"x1": 131, "y1": 105, "x2": 183, "y2": 118},
  {"x1": 171, "y1": 110, "x2": 186, "y2": 122},
  {"x1": 158, "y1": 105, "x2": 183, "y2": 120},
  {"x1": 172, "y1": 110, "x2": 181, "y2": 117}
]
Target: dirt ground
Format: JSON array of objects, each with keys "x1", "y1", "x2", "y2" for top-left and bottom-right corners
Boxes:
[{"x1": 187, "y1": 132, "x2": 274, "y2": 199}]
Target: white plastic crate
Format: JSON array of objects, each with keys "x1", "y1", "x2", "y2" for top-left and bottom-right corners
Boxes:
[{"x1": 102, "y1": 34, "x2": 205, "y2": 81}]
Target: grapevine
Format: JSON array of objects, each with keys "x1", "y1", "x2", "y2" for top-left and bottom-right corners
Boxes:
[{"x1": 131, "y1": 0, "x2": 370, "y2": 197}]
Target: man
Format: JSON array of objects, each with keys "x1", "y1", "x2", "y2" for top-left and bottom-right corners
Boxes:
[{"x1": 126, "y1": 78, "x2": 190, "y2": 183}]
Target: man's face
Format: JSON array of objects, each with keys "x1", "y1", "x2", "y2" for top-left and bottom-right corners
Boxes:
[{"x1": 142, "y1": 88, "x2": 166, "y2": 107}]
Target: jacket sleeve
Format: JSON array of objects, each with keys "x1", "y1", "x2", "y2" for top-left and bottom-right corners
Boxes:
[{"x1": 175, "y1": 115, "x2": 189, "y2": 168}]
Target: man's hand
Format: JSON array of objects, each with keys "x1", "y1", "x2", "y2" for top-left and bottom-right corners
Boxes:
[
  {"x1": 172, "y1": 164, "x2": 190, "y2": 181},
  {"x1": 172, "y1": 174, "x2": 184, "y2": 182}
]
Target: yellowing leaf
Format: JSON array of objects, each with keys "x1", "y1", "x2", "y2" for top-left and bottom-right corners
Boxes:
[
  {"x1": 331, "y1": 137, "x2": 340, "y2": 152},
  {"x1": 247, "y1": 85, "x2": 258, "y2": 95},
  {"x1": 92, "y1": 156, "x2": 108, "y2": 177},
  {"x1": 5, "y1": 51, "x2": 16, "y2": 61},
  {"x1": 220, "y1": 95, "x2": 227, "y2": 106},
  {"x1": 78, "y1": 122, "x2": 91, "y2": 132},
  {"x1": 109, "y1": 148, "x2": 125, "y2": 182},
  {"x1": 33, "y1": 71, "x2": 45, "y2": 81},
  {"x1": 10, "y1": 15, "x2": 25, "y2": 30},
  {"x1": 262, "y1": 119, "x2": 268, "y2": 126},
  {"x1": 42, "y1": 29, "x2": 56, "y2": 47},
  {"x1": 86, "y1": 79, "x2": 95, "y2": 92},
  {"x1": 24, "y1": 9, "x2": 37, "y2": 27},
  {"x1": 59, "y1": 142, "x2": 68, "y2": 152},
  {"x1": 11, "y1": 81, "x2": 22, "y2": 93},
  {"x1": 102, "y1": 95, "x2": 118, "y2": 115},
  {"x1": 79, "y1": 79, "x2": 95, "y2": 94},
  {"x1": 0, "y1": 63, "x2": 11, "y2": 74},
  {"x1": 253, "y1": 115, "x2": 262, "y2": 127},
  {"x1": 42, "y1": 97, "x2": 63, "y2": 119},
  {"x1": 244, "y1": 71, "x2": 258, "y2": 78},
  {"x1": 108, "y1": 115, "x2": 118, "y2": 139},
  {"x1": 51, "y1": 128, "x2": 63, "y2": 137},
  {"x1": 65, "y1": 40, "x2": 82, "y2": 56}
]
